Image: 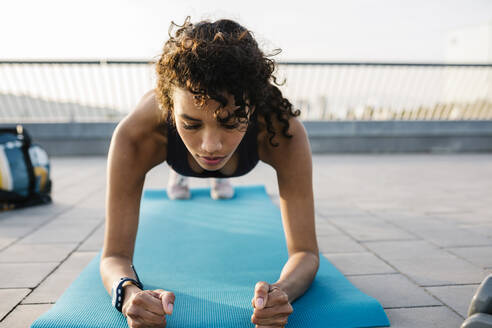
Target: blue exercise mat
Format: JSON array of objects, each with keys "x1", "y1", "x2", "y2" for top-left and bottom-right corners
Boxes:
[{"x1": 31, "y1": 185, "x2": 390, "y2": 328}]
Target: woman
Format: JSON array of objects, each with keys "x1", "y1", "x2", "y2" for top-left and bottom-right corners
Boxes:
[{"x1": 100, "y1": 17, "x2": 319, "y2": 328}]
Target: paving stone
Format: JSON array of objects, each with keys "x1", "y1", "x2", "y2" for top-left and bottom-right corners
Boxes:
[
  {"x1": 426, "y1": 284, "x2": 479, "y2": 317},
  {"x1": 55, "y1": 206, "x2": 105, "y2": 221},
  {"x1": 316, "y1": 206, "x2": 369, "y2": 217},
  {"x1": 0, "y1": 304, "x2": 53, "y2": 328},
  {"x1": 388, "y1": 217, "x2": 492, "y2": 247},
  {"x1": 0, "y1": 243, "x2": 77, "y2": 263},
  {"x1": 18, "y1": 217, "x2": 102, "y2": 244},
  {"x1": 381, "y1": 306, "x2": 464, "y2": 328},
  {"x1": 78, "y1": 223, "x2": 105, "y2": 252},
  {"x1": 329, "y1": 217, "x2": 416, "y2": 242},
  {"x1": 448, "y1": 246, "x2": 492, "y2": 268},
  {"x1": 0, "y1": 289, "x2": 30, "y2": 321},
  {"x1": 23, "y1": 252, "x2": 98, "y2": 304},
  {"x1": 347, "y1": 274, "x2": 442, "y2": 308},
  {"x1": 0, "y1": 203, "x2": 68, "y2": 221},
  {"x1": 363, "y1": 240, "x2": 449, "y2": 261},
  {"x1": 0, "y1": 262, "x2": 58, "y2": 288},
  {"x1": 459, "y1": 223, "x2": 492, "y2": 238},
  {"x1": 0, "y1": 214, "x2": 53, "y2": 229},
  {"x1": 322, "y1": 252, "x2": 396, "y2": 275},
  {"x1": 353, "y1": 199, "x2": 408, "y2": 211},
  {"x1": 389, "y1": 257, "x2": 487, "y2": 286},
  {"x1": 315, "y1": 221, "x2": 342, "y2": 236},
  {"x1": 317, "y1": 234, "x2": 366, "y2": 253},
  {"x1": 0, "y1": 237, "x2": 16, "y2": 250}
]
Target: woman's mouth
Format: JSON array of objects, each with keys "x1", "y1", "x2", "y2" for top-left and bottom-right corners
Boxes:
[{"x1": 199, "y1": 155, "x2": 226, "y2": 166}]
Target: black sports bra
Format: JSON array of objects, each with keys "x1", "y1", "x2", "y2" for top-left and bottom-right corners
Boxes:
[{"x1": 165, "y1": 117, "x2": 260, "y2": 178}]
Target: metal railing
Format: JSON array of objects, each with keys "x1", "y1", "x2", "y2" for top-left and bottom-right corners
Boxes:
[{"x1": 0, "y1": 60, "x2": 491, "y2": 122}]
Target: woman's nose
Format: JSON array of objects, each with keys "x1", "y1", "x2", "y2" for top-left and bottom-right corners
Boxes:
[{"x1": 200, "y1": 131, "x2": 222, "y2": 154}]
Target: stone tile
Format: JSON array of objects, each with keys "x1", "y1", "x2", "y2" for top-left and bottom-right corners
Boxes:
[
  {"x1": 322, "y1": 252, "x2": 396, "y2": 275},
  {"x1": 415, "y1": 227, "x2": 492, "y2": 248},
  {"x1": 353, "y1": 200, "x2": 408, "y2": 211},
  {"x1": 448, "y1": 246, "x2": 492, "y2": 268},
  {"x1": 0, "y1": 237, "x2": 16, "y2": 250},
  {"x1": 55, "y1": 206, "x2": 105, "y2": 221},
  {"x1": 317, "y1": 234, "x2": 366, "y2": 253},
  {"x1": 18, "y1": 217, "x2": 102, "y2": 244},
  {"x1": 329, "y1": 217, "x2": 416, "y2": 242},
  {"x1": 363, "y1": 240, "x2": 449, "y2": 261},
  {"x1": 23, "y1": 252, "x2": 98, "y2": 304},
  {"x1": 0, "y1": 262, "x2": 58, "y2": 288},
  {"x1": 0, "y1": 304, "x2": 53, "y2": 328},
  {"x1": 389, "y1": 217, "x2": 492, "y2": 247},
  {"x1": 347, "y1": 274, "x2": 442, "y2": 308},
  {"x1": 459, "y1": 223, "x2": 492, "y2": 238},
  {"x1": 315, "y1": 221, "x2": 341, "y2": 236},
  {"x1": 426, "y1": 284, "x2": 479, "y2": 317},
  {"x1": 78, "y1": 223, "x2": 105, "y2": 252},
  {"x1": 316, "y1": 206, "x2": 369, "y2": 218},
  {"x1": 0, "y1": 289, "x2": 30, "y2": 321},
  {"x1": 381, "y1": 306, "x2": 464, "y2": 328},
  {"x1": 0, "y1": 243, "x2": 77, "y2": 263},
  {"x1": 389, "y1": 257, "x2": 486, "y2": 286},
  {"x1": 0, "y1": 203, "x2": 69, "y2": 221}
]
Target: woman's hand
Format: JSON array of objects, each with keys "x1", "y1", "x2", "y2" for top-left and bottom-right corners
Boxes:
[
  {"x1": 251, "y1": 282, "x2": 293, "y2": 328},
  {"x1": 122, "y1": 287, "x2": 175, "y2": 328}
]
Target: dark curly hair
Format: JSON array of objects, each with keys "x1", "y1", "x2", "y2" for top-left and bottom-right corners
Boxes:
[{"x1": 154, "y1": 17, "x2": 300, "y2": 147}]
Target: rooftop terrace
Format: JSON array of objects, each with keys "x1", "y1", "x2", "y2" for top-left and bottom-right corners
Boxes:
[{"x1": 1, "y1": 154, "x2": 491, "y2": 327}]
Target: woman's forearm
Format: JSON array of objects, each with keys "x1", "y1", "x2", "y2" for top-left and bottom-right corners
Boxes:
[
  {"x1": 100, "y1": 255, "x2": 140, "y2": 295},
  {"x1": 272, "y1": 251, "x2": 319, "y2": 303}
]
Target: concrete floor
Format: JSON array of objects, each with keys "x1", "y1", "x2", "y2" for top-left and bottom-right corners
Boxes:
[{"x1": 1, "y1": 154, "x2": 491, "y2": 327}]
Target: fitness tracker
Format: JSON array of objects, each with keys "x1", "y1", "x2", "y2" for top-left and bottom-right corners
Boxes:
[{"x1": 111, "y1": 264, "x2": 143, "y2": 312}]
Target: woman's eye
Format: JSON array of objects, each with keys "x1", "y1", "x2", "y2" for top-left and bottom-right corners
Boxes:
[
  {"x1": 183, "y1": 124, "x2": 200, "y2": 130},
  {"x1": 223, "y1": 123, "x2": 239, "y2": 130}
]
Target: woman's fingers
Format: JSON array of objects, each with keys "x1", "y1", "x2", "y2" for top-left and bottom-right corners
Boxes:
[
  {"x1": 253, "y1": 281, "x2": 270, "y2": 309},
  {"x1": 252, "y1": 303, "x2": 292, "y2": 325},
  {"x1": 136, "y1": 291, "x2": 168, "y2": 316},
  {"x1": 124, "y1": 290, "x2": 170, "y2": 327},
  {"x1": 126, "y1": 306, "x2": 166, "y2": 326},
  {"x1": 251, "y1": 283, "x2": 293, "y2": 327},
  {"x1": 251, "y1": 287, "x2": 289, "y2": 309},
  {"x1": 153, "y1": 289, "x2": 176, "y2": 315}
]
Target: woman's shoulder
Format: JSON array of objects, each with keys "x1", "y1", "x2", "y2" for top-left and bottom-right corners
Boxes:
[
  {"x1": 256, "y1": 112, "x2": 307, "y2": 166},
  {"x1": 112, "y1": 90, "x2": 168, "y2": 164},
  {"x1": 118, "y1": 89, "x2": 168, "y2": 141}
]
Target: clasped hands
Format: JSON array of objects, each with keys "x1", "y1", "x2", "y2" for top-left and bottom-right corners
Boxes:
[{"x1": 122, "y1": 281, "x2": 293, "y2": 328}]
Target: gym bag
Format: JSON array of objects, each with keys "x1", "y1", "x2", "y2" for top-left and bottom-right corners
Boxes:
[{"x1": 0, "y1": 125, "x2": 52, "y2": 211}]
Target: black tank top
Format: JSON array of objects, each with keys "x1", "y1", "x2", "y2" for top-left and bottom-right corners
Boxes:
[{"x1": 166, "y1": 116, "x2": 260, "y2": 178}]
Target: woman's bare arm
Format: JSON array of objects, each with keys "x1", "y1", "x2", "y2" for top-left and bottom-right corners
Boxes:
[
  {"x1": 100, "y1": 90, "x2": 167, "y2": 301},
  {"x1": 259, "y1": 116, "x2": 319, "y2": 302}
]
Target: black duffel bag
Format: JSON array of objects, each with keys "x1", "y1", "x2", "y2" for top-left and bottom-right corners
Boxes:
[{"x1": 0, "y1": 125, "x2": 52, "y2": 211}]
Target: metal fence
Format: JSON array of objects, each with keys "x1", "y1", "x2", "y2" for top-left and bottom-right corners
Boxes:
[{"x1": 0, "y1": 60, "x2": 491, "y2": 122}]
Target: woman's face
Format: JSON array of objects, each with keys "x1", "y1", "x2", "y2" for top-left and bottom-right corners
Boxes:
[{"x1": 172, "y1": 88, "x2": 248, "y2": 171}]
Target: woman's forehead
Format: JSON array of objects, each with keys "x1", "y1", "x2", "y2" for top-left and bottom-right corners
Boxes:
[{"x1": 173, "y1": 88, "x2": 237, "y2": 116}]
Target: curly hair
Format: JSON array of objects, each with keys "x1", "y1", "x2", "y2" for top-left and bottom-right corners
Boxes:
[{"x1": 154, "y1": 17, "x2": 300, "y2": 147}]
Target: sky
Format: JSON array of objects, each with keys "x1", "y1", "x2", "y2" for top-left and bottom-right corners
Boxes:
[{"x1": 1, "y1": 0, "x2": 491, "y2": 62}]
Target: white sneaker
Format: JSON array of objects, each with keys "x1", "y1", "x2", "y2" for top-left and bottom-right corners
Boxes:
[
  {"x1": 167, "y1": 170, "x2": 190, "y2": 200},
  {"x1": 210, "y1": 178, "x2": 234, "y2": 200}
]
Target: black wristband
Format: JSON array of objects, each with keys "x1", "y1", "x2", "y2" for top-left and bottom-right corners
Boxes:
[
  {"x1": 111, "y1": 265, "x2": 144, "y2": 313},
  {"x1": 111, "y1": 277, "x2": 143, "y2": 312}
]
